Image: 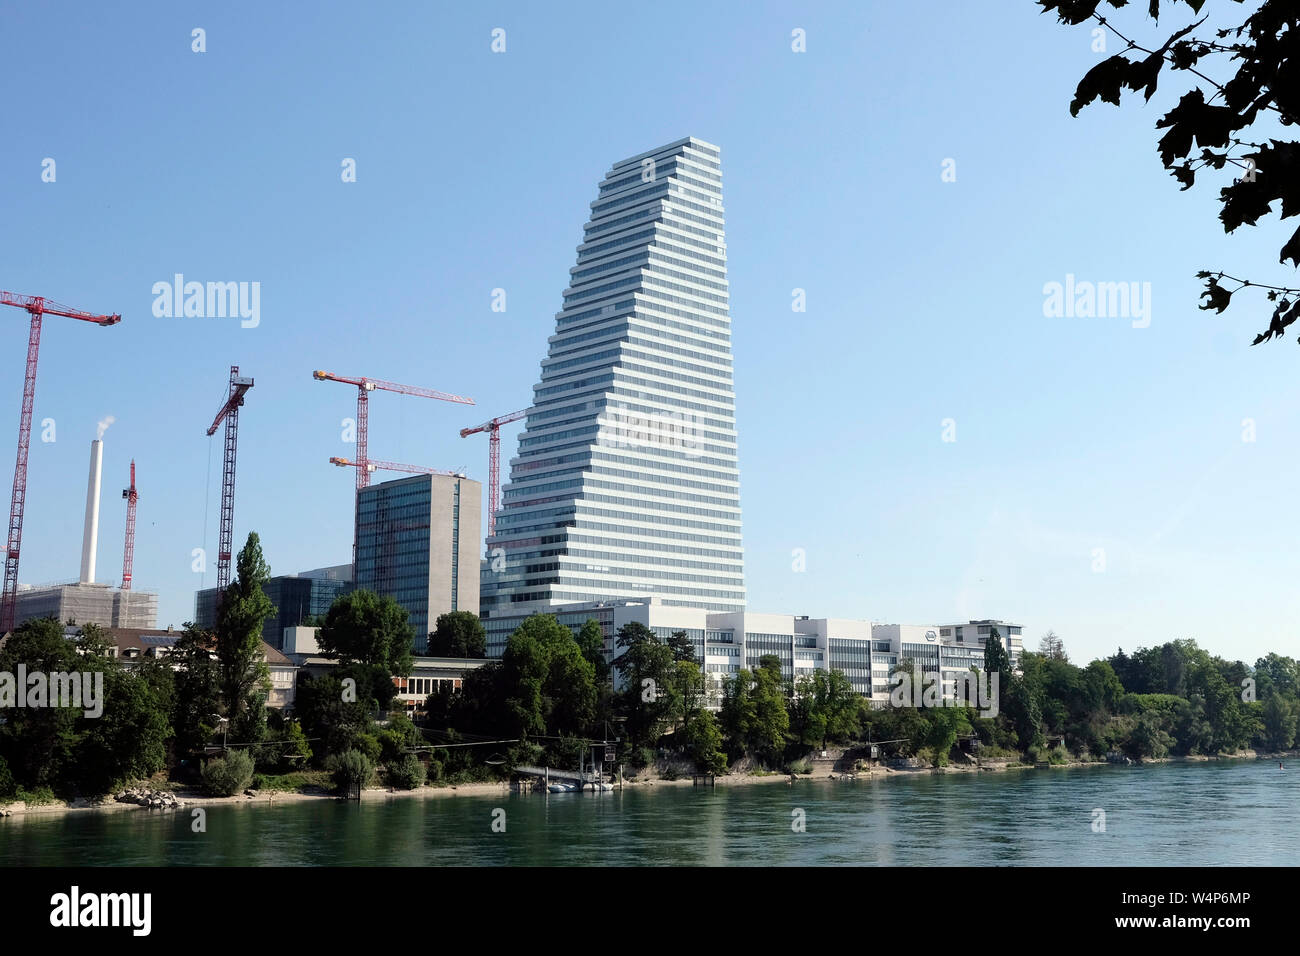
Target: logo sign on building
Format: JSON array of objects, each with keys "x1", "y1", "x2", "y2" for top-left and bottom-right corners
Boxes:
[{"x1": 924, "y1": 630, "x2": 937, "y2": 642}]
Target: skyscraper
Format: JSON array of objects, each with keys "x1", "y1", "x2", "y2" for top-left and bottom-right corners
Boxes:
[
  {"x1": 481, "y1": 137, "x2": 745, "y2": 639},
  {"x1": 356, "y1": 473, "x2": 481, "y2": 654}
]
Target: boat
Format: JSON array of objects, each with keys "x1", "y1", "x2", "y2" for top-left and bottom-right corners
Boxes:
[{"x1": 547, "y1": 783, "x2": 575, "y2": 793}]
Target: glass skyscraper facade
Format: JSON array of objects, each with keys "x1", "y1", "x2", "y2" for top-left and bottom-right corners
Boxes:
[
  {"x1": 481, "y1": 136, "x2": 746, "y2": 622},
  {"x1": 194, "y1": 569, "x2": 352, "y2": 650},
  {"x1": 357, "y1": 473, "x2": 480, "y2": 655}
]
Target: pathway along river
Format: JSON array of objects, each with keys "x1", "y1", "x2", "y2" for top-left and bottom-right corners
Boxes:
[{"x1": 1, "y1": 761, "x2": 1295, "y2": 866}]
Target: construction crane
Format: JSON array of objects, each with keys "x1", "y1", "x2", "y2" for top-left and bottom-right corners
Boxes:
[
  {"x1": 205, "y1": 366, "x2": 254, "y2": 595},
  {"x1": 312, "y1": 371, "x2": 474, "y2": 492},
  {"x1": 459, "y1": 409, "x2": 528, "y2": 536},
  {"x1": 330, "y1": 456, "x2": 466, "y2": 478},
  {"x1": 120, "y1": 460, "x2": 138, "y2": 591},
  {"x1": 0, "y1": 291, "x2": 121, "y2": 631}
]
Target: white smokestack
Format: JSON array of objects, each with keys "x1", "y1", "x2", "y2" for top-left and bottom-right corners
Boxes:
[{"x1": 80, "y1": 439, "x2": 103, "y2": 584}]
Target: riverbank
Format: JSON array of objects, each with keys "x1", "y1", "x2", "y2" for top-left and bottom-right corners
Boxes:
[{"x1": 4, "y1": 748, "x2": 1294, "y2": 822}]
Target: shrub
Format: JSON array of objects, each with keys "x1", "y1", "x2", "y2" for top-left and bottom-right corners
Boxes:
[
  {"x1": 660, "y1": 766, "x2": 680, "y2": 781},
  {"x1": 388, "y1": 754, "x2": 426, "y2": 790},
  {"x1": 329, "y1": 749, "x2": 375, "y2": 793},
  {"x1": 16, "y1": 786, "x2": 57, "y2": 806},
  {"x1": 786, "y1": 757, "x2": 814, "y2": 775},
  {"x1": 352, "y1": 733, "x2": 382, "y2": 765},
  {"x1": 201, "y1": 750, "x2": 255, "y2": 796},
  {"x1": 630, "y1": 746, "x2": 655, "y2": 769}
]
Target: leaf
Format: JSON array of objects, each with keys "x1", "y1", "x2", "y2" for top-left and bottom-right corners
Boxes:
[
  {"x1": 1070, "y1": 55, "x2": 1135, "y2": 115},
  {"x1": 1281, "y1": 225, "x2": 1300, "y2": 269},
  {"x1": 1172, "y1": 164, "x2": 1196, "y2": 189},
  {"x1": 1199, "y1": 276, "x2": 1233, "y2": 313},
  {"x1": 1155, "y1": 88, "x2": 1240, "y2": 166}
]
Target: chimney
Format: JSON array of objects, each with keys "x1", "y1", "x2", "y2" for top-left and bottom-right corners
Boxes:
[{"x1": 80, "y1": 439, "x2": 103, "y2": 583}]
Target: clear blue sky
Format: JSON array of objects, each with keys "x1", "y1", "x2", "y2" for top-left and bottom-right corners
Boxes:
[{"x1": 1, "y1": 1, "x2": 1294, "y2": 666}]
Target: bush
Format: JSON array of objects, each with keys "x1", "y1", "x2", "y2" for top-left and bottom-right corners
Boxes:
[
  {"x1": 201, "y1": 750, "x2": 255, "y2": 796},
  {"x1": 786, "y1": 757, "x2": 814, "y2": 775},
  {"x1": 629, "y1": 746, "x2": 655, "y2": 769},
  {"x1": 660, "y1": 766, "x2": 680, "y2": 781},
  {"x1": 352, "y1": 733, "x2": 382, "y2": 765},
  {"x1": 329, "y1": 749, "x2": 375, "y2": 793},
  {"x1": 16, "y1": 786, "x2": 57, "y2": 806},
  {"x1": 388, "y1": 754, "x2": 426, "y2": 790}
]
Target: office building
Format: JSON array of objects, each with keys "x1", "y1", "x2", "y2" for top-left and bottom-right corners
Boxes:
[
  {"x1": 481, "y1": 136, "x2": 745, "y2": 622},
  {"x1": 356, "y1": 473, "x2": 481, "y2": 654},
  {"x1": 194, "y1": 564, "x2": 353, "y2": 649}
]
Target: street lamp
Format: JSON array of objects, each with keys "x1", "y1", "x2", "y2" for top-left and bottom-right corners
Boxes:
[{"x1": 209, "y1": 714, "x2": 229, "y2": 753}]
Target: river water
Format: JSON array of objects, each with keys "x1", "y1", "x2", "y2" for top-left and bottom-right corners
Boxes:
[{"x1": 1, "y1": 761, "x2": 1295, "y2": 866}]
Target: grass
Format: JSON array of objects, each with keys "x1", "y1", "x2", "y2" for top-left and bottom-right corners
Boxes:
[
  {"x1": 250, "y1": 771, "x2": 333, "y2": 793},
  {"x1": 16, "y1": 786, "x2": 57, "y2": 806}
]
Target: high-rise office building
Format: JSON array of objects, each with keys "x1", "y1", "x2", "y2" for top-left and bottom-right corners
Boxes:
[
  {"x1": 356, "y1": 473, "x2": 481, "y2": 654},
  {"x1": 481, "y1": 137, "x2": 745, "y2": 642},
  {"x1": 194, "y1": 565, "x2": 353, "y2": 649}
]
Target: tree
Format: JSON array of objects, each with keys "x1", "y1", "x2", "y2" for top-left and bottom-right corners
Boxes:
[
  {"x1": 667, "y1": 629, "x2": 697, "y2": 664},
  {"x1": 214, "y1": 532, "x2": 274, "y2": 718},
  {"x1": 575, "y1": 618, "x2": 609, "y2": 681},
  {"x1": 983, "y1": 628, "x2": 1011, "y2": 713},
  {"x1": 483, "y1": 615, "x2": 598, "y2": 740},
  {"x1": 682, "y1": 711, "x2": 727, "y2": 774},
  {"x1": 317, "y1": 589, "x2": 414, "y2": 677},
  {"x1": 1039, "y1": 0, "x2": 1300, "y2": 347},
  {"x1": 720, "y1": 655, "x2": 790, "y2": 764},
  {"x1": 793, "y1": 669, "x2": 860, "y2": 750},
  {"x1": 170, "y1": 624, "x2": 222, "y2": 757},
  {"x1": 1038, "y1": 630, "x2": 1067, "y2": 661},
  {"x1": 611, "y1": 622, "x2": 676, "y2": 748},
  {"x1": 428, "y1": 611, "x2": 487, "y2": 658}
]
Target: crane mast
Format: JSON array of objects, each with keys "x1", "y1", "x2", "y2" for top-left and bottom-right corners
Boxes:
[{"x1": 0, "y1": 291, "x2": 121, "y2": 631}]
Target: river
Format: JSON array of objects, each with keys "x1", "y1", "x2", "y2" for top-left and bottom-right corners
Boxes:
[{"x1": 1, "y1": 760, "x2": 1294, "y2": 866}]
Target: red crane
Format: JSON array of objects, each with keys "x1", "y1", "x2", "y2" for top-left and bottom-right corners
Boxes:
[
  {"x1": 312, "y1": 370, "x2": 474, "y2": 492},
  {"x1": 205, "y1": 367, "x2": 254, "y2": 594},
  {"x1": 120, "y1": 460, "x2": 138, "y2": 591},
  {"x1": 329, "y1": 456, "x2": 466, "y2": 479},
  {"x1": 0, "y1": 291, "x2": 121, "y2": 631},
  {"x1": 459, "y1": 409, "x2": 528, "y2": 536}
]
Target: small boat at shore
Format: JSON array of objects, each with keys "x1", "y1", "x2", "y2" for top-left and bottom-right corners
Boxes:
[{"x1": 547, "y1": 783, "x2": 575, "y2": 793}]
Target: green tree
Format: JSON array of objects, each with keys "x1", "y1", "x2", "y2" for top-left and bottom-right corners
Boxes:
[
  {"x1": 611, "y1": 622, "x2": 676, "y2": 749},
  {"x1": 793, "y1": 669, "x2": 861, "y2": 750},
  {"x1": 170, "y1": 624, "x2": 222, "y2": 757},
  {"x1": 214, "y1": 532, "x2": 275, "y2": 719},
  {"x1": 667, "y1": 630, "x2": 697, "y2": 664},
  {"x1": 983, "y1": 628, "x2": 1011, "y2": 714},
  {"x1": 1039, "y1": 0, "x2": 1300, "y2": 347},
  {"x1": 576, "y1": 618, "x2": 609, "y2": 681},
  {"x1": 318, "y1": 589, "x2": 415, "y2": 676},
  {"x1": 682, "y1": 711, "x2": 727, "y2": 774},
  {"x1": 428, "y1": 611, "x2": 487, "y2": 658}
]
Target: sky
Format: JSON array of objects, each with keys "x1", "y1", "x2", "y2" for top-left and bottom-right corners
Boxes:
[{"x1": 1, "y1": 1, "x2": 1295, "y2": 667}]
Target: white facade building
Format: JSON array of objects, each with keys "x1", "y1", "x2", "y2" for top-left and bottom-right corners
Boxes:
[{"x1": 481, "y1": 137, "x2": 744, "y2": 639}]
